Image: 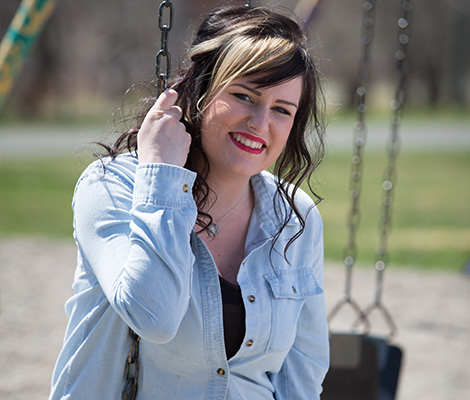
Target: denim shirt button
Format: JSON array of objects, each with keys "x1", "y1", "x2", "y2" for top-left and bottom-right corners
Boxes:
[
  {"x1": 246, "y1": 339, "x2": 254, "y2": 347},
  {"x1": 182, "y1": 184, "x2": 189, "y2": 193},
  {"x1": 217, "y1": 368, "x2": 226, "y2": 376},
  {"x1": 248, "y1": 295, "x2": 256, "y2": 303}
]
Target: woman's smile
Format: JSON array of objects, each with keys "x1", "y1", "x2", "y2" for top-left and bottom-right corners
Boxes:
[
  {"x1": 229, "y1": 131, "x2": 267, "y2": 154},
  {"x1": 200, "y1": 76, "x2": 302, "y2": 180}
]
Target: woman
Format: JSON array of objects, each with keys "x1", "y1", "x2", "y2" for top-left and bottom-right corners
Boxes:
[{"x1": 50, "y1": 5, "x2": 329, "y2": 399}]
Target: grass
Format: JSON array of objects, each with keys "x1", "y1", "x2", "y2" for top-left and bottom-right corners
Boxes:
[
  {"x1": 0, "y1": 157, "x2": 93, "y2": 239},
  {"x1": 1, "y1": 149, "x2": 469, "y2": 271},
  {"x1": 313, "y1": 150, "x2": 470, "y2": 271}
]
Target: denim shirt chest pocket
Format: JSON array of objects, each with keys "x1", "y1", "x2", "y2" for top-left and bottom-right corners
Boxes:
[{"x1": 264, "y1": 268, "x2": 323, "y2": 354}]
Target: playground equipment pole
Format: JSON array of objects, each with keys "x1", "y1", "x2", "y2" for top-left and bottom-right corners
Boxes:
[
  {"x1": 294, "y1": 0, "x2": 322, "y2": 25},
  {"x1": 0, "y1": 0, "x2": 58, "y2": 114}
]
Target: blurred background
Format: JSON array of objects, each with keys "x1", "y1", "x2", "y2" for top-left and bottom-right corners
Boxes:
[
  {"x1": 1, "y1": 0, "x2": 469, "y2": 117},
  {"x1": 1, "y1": 0, "x2": 469, "y2": 266},
  {"x1": 1, "y1": 0, "x2": 469, "y2": 399}
]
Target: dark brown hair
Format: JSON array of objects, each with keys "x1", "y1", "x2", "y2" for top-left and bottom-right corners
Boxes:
[{"x1": 101, "y1": 5, "x2": 325, "y2": 257}]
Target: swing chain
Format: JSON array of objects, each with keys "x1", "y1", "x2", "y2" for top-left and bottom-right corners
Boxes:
[
  {"x1": 370, "y1": 0, "x2": 412, "y2": 323},
  {"x1": 352, "y1": 0, "x2": 412, "y2": 339},
  {"x1": 122, "y1": 4, "x2": 174, "y2": 398},
  {"x1": 156, "y1": 0, "x2": 174, "y2": 95},
  {"x1": 122, "y1": 328, "x2": 141, "y2": 400},
  {"x1": 343, "y1": 0, "x2": 376, "y2": 289},
  {"x1": 328, "y1": 0, "x2": 377, "y2": 333}
]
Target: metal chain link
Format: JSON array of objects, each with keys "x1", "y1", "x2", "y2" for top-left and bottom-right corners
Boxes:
[
  {"x1": 122, "y1": 3, "x2": 174, "y2": 399},
  {"x1": 328, "y1": 0, "x2": 412, "y2": 339},
  {"x1": 122, "y1": 328, "x2": 141, "y2": 400},
  {"x1": 327, "y1": 0, "x2": 377, "y2": 333},
  {"x1": 361, "y1": 0, "x2": 412, "y2": 338},
  {"x1": 155, "y1": 0, "x2": 174, "y2": 95}
]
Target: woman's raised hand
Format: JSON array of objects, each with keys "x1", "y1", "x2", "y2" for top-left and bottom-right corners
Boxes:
[{"x1": 137, "y1": 89, "x2": 191, "y2": 167}]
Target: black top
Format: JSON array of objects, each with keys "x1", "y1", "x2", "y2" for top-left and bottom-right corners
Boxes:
[{"x1": 219, "y1": 276, "x2": 246, "y2": 359}]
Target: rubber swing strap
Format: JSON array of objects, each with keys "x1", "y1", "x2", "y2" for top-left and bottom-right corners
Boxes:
[
  {"x1": 323, "y1": 334, "x2": 403, "y2": 400},
  {"x1": 323, "y1": 334, "x2": 379, "y2": 400}
]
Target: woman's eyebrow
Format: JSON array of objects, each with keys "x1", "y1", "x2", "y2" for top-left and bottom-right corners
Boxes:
[
  {"x1": 230, "y1": 83, "x2": 262, "y2": 96},
  {"x1": 230, "y1": 83, "x2": 298, "y2": 109},
  {"x1": 276, "y1": 99, "x2": 298, "y2": 109}
]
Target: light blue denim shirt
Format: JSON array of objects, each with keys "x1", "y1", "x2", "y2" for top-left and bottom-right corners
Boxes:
[{"x1": 50, "y1": 153, "x2": 329, "y2": 399}]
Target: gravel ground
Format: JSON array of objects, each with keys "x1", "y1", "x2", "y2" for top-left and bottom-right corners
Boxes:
[{"x1": 0, "y1": 237, "x2": 468, "y2": 399}]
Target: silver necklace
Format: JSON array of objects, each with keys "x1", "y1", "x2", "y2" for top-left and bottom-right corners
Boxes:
[{"x1": 206, "y1": 188, "x2": 249, "y2": 237}]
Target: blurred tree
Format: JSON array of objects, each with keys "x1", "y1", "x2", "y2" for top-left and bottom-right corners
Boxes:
[
  {"x1": 0, "y1": 0, "x2": 468, "y2": 118},
  {"x1": 445, "y1": 0, "x2": 470, "y2": 106}
]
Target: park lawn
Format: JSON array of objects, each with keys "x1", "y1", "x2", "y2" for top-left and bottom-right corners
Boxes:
[
  {"x1": 1, "y1": 151, "x2": 469, "y2": 271},
  {"x1": 0, "y1": 156, "x2": 92, "y2": 239},
  {"x1": 313, "y1": 150, "x2": 470, "y2": 271}
]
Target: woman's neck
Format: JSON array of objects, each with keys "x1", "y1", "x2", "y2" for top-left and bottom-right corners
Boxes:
[{"x1": 204, "y1": 175, "x2": 252, "y2": 222}]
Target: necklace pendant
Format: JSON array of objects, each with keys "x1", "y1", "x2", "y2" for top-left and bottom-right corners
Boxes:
[{"x1": 207, "y1": 222, "x2": 219, "y2": 237}]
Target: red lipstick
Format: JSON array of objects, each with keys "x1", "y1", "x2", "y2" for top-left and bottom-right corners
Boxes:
[{"x1": 229, "y1": 131, "x2": 267, "y2": 154}]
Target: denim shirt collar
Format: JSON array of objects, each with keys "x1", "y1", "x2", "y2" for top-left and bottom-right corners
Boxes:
[{"x1": 250, "y1": 171, "x2": 298, "y2": 235}]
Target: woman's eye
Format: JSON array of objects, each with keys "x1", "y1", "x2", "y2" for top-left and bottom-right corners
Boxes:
[
  {"x1": 273, "y1": 106, "x2": 291, "y2": 116},
  {"x1": 232, "y1": 93, "x2": 252, "y2": 102}
]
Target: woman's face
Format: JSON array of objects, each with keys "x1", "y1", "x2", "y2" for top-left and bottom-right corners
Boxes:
[{"x1": 200, "y1": 75, "x2": 303, "y2": 181}]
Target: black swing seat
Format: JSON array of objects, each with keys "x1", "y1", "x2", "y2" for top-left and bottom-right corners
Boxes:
[{"x1": 322, "y1": 333, "x2": 403, "y2": 400}]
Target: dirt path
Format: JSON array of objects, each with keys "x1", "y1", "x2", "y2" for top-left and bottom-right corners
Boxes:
[
  {"x1": 1, "y1": 118, "x2": 469, "y2": 161},
  {"x1": 1, "y1": 238, "x2": 469, "y2": 399}
]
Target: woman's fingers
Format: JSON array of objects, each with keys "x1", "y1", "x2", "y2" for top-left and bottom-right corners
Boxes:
[
  {"x1": 148, "y1": 89, "x2": 183, "y2": 120},
  {"x1": 153, "y1": 88, "x2": 178, "y2": 111},
  {"x1": 137, "y1": 89, "x2": 192, "y2": 166}
]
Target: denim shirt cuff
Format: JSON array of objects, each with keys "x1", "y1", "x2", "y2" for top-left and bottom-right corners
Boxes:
[{"x1": 133, "y1": 163, "x2": 197, "y2": 209}]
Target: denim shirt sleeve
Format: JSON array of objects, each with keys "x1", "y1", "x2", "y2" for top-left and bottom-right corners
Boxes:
[
  {"x1": 269, "y1": 206, "x2": 330, "y2": 399},
  {"x1": 72, "y1": 160, "x2": 198, "y2": 343}
]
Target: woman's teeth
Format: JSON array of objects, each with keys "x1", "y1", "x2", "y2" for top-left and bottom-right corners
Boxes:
[{"x1": 231, "y1": 133, "x2": 264, "y2": 149}]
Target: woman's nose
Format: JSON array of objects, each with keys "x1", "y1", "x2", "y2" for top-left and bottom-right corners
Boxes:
[{"x1": 247, "y1": 107, "x2": 269, "y2": 133}]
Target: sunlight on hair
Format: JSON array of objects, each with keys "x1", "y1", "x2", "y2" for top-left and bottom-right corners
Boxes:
[{"x1": 192, "y1": 31, "x2": 295, "y2": 114}]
